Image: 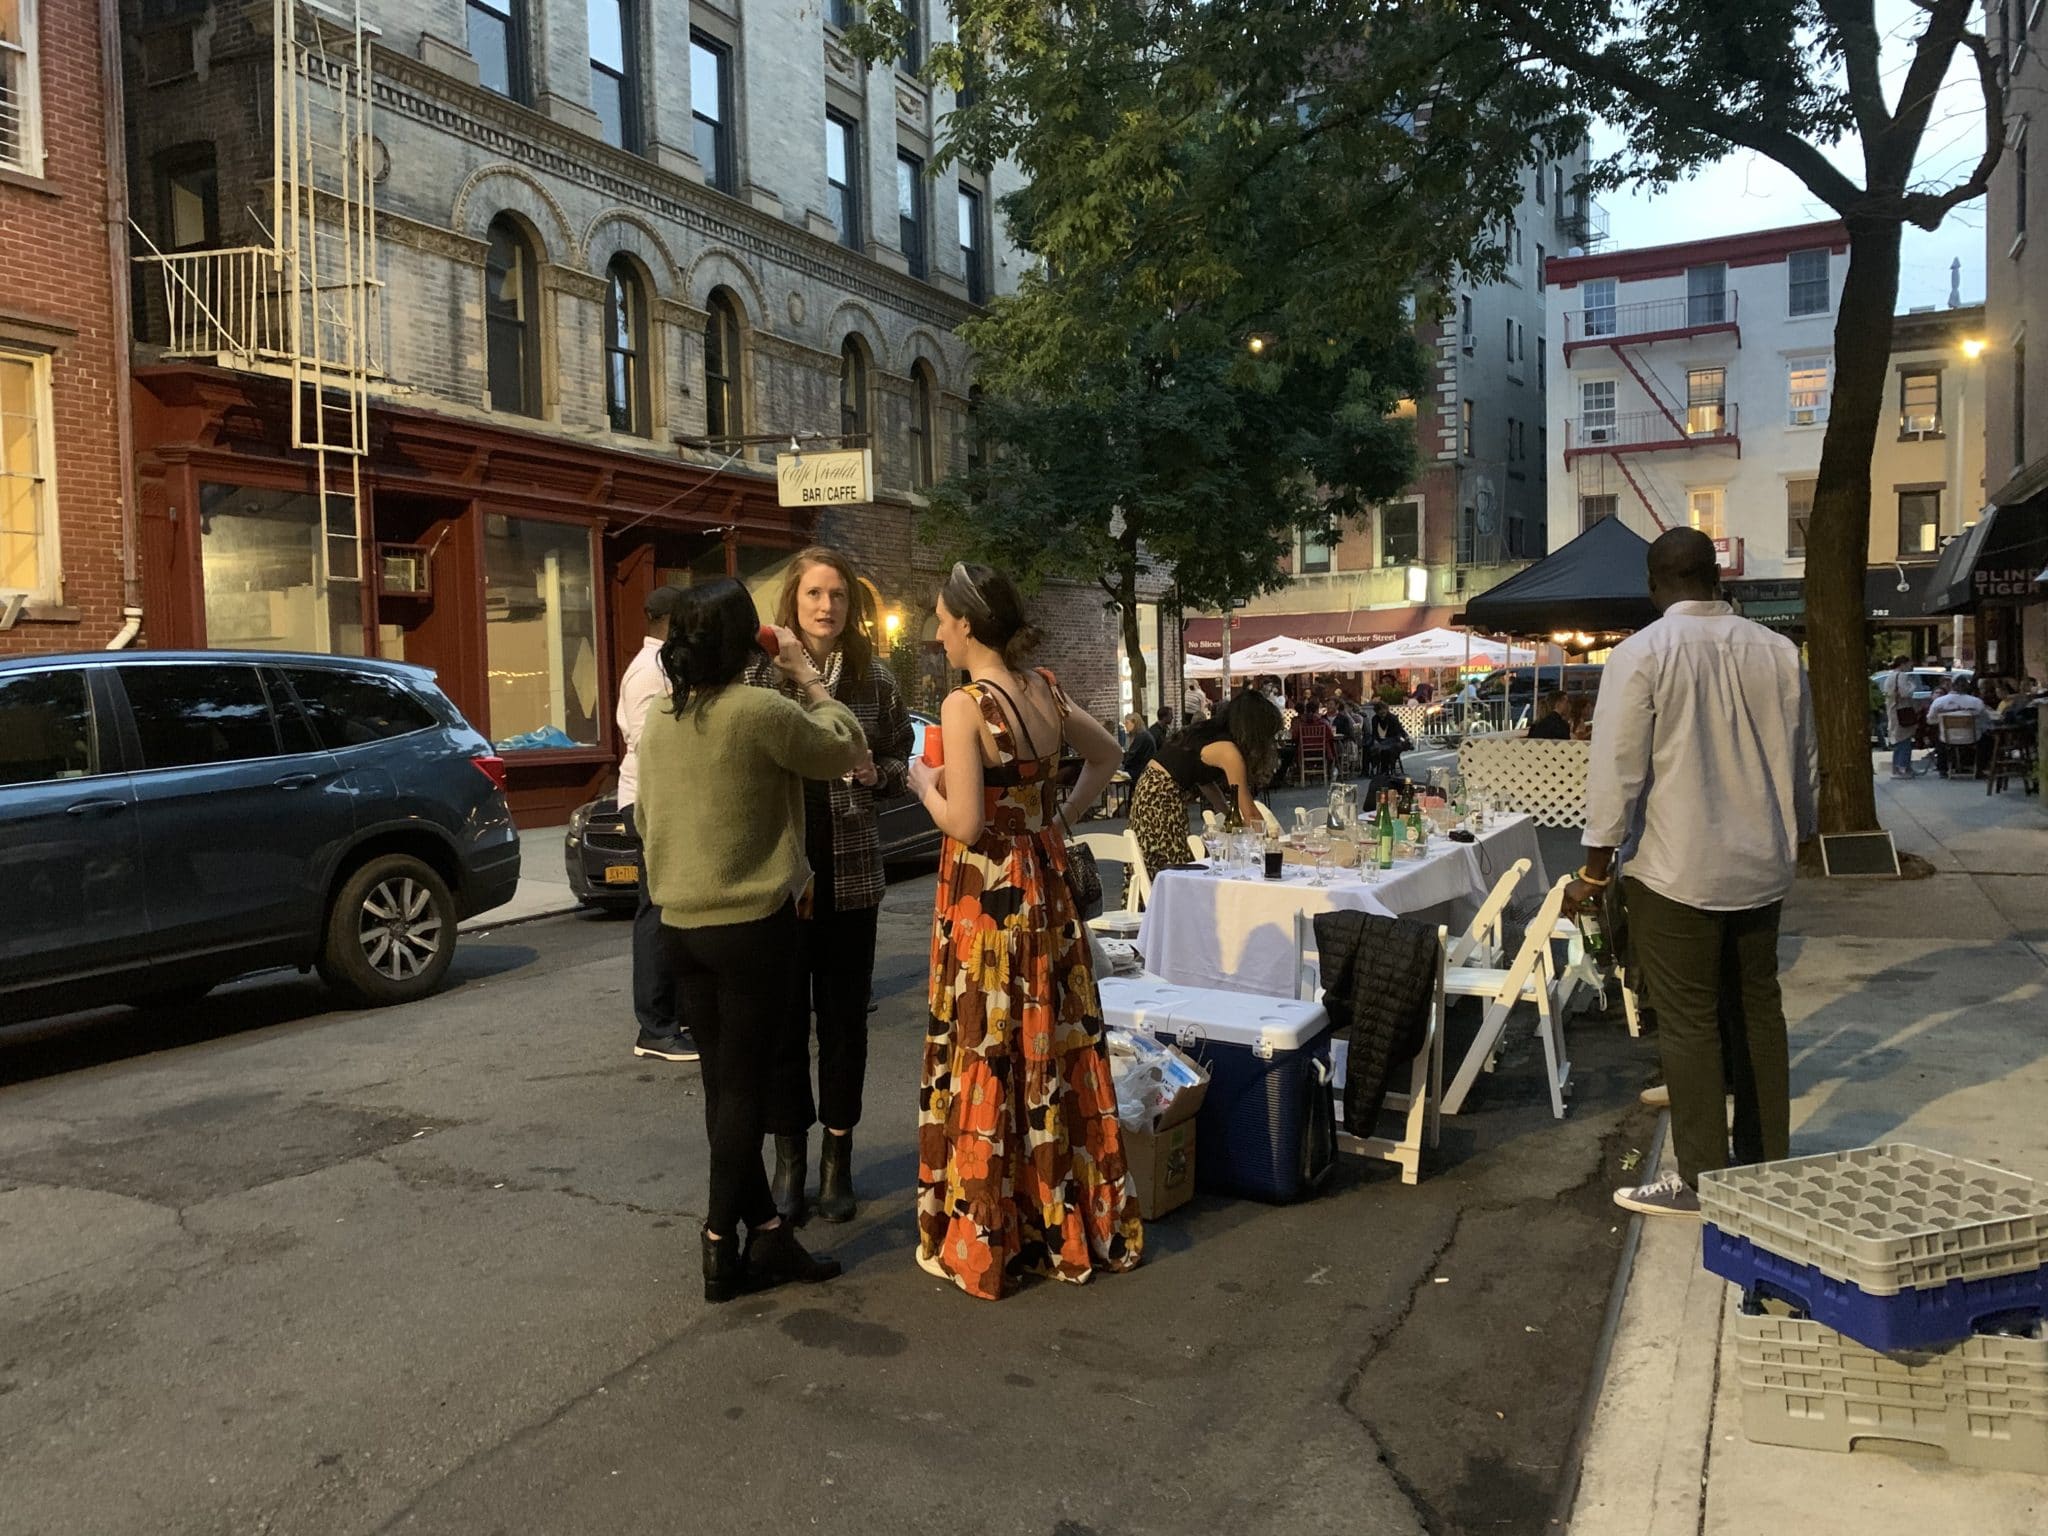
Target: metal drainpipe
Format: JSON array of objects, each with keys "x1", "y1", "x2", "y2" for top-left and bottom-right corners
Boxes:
[{"x1": 100, "y1": 0, "x2": 143, "y2": 647}]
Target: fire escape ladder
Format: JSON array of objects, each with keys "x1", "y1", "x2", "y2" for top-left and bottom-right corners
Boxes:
[
  {"x1": 1610, "y1": 455, "x2": 1674, "y2": 533},
  {"x1": 1614, "y1": 347, "x2": 1686, "y2": 438}
]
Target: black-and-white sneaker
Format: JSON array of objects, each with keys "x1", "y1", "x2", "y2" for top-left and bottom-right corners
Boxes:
[
  {"x1": 633, "y1": 1026, "x2": 700, "y2": 1063},
  {"x1": 1612, "y1": 1169, "x2": 1701, "y2": 1218}
]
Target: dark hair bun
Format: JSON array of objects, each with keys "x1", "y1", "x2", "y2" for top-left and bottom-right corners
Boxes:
[{"x1": 659, "y1": 577, "x2": 760, "y2": 710}]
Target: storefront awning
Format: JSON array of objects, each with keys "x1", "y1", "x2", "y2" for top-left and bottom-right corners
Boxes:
[
  {"x1": 1926, "y1": 497, "x2": 2048, "y2": 614},
  {"x1": 1181, "y1": 605, "x2": 1455, "y2": 656},
  {"x1": 1724, "y1": 564, "x2": 1951, "y2": 633}
]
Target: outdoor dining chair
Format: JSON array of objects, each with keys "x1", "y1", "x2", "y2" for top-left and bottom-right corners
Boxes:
[
  {"x1": 1439, "y1": 875, "x2": 1573, "y2": 1120},
  {"x1": 1072, "y1": 832, "x2": 1143, "y2": 938}
]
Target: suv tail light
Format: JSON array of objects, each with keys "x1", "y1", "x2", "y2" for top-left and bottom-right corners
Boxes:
[{"x1": 470, "y1": 753, "x2": 508, "y2": 791}]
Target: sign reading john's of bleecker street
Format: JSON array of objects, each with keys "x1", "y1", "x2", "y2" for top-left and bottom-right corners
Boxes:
[{"x1": 776, "y1": 448, "x2": 873, "y2": 508}]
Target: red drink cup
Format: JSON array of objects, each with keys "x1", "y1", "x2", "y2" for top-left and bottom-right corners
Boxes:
[{"x1": 757, "y1": 624, "x2": 780, "y2": 657}]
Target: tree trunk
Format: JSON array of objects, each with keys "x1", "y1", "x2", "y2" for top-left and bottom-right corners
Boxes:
[
  {"x1": 1804, "y1": 216, "x2": 1900, "y2": 837},
  {"x1": 1116, "y1": 526, "x2": 1147, "y2": 716}
]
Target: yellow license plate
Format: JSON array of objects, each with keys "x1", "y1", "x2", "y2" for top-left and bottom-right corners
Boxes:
[{"x1": 603, "y1": 864, "x2": 639, "y2": 885}]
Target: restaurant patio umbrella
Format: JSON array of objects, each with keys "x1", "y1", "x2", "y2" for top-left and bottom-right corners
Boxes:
[
  {"x1": 1183, "y1": 653, "x2": 1225, "y2": 677},
  {"x1": 1227, "y1": 635, "x2": 1369, "y2": 675},
  {"x1": 1352, "y1": 626, "x2": 1510, "y2": 669}
]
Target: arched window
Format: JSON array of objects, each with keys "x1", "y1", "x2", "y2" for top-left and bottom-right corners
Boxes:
[
  {"x1": 703, "y1": 290, "x2": 743, "y2": 443},
  {"x1": 909, "y1": 362, "x2": 937, "y2": 488},
  {"x1": 604, "y1": 256, "x2": 648, "y2": 436},
  {"x1": 484, "y1": 216, "x2": 541, "y2": 417},
  {"x1": 839, "y1": 337, "x2": 869, "y2": 444}
]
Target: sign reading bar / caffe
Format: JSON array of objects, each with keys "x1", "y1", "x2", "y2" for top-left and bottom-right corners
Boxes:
[{"x1": 776, "y1": 448, "x2": 872, "y2": 508}]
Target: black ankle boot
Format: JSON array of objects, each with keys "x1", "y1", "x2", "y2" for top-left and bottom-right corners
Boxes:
[
  {"x1": 745, "y1": 1222, "x2": 842, "y2": 1289},
  {"x1": 814, "y1": 1131, "x2": 856, "y2": 1223},
  {"x1": 702, "y1": 1225, "x2": 747, "y2": 1304},
  {"x1": 771, "y1": 1133, "x2": 808, "y2": 1225}
]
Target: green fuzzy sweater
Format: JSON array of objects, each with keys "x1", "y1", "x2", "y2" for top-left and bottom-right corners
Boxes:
[{"x1": 635, "y1": 684, "x2": 865, "y2": 927}]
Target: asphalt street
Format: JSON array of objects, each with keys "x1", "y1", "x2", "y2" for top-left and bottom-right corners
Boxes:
[{"x1": 1, "y1": 827, "x2": 1652, "y2": 1536}]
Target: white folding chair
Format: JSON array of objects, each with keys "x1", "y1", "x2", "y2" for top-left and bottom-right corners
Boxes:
[
  {"x1": 1252, "y1": 800, "x2": 1282, "y2": 837},
  {"x1": 1072, "y1": 832, "x2": 1142, "y2": 937},
  {"x1": 1119, "y1": 828, "x2": 1154, "y2": 910},
  {"x1": 1187, "y1": 834, "x2": 1207, "y2": 861},
  {"x1": 1294, "y1": 910, "x2": 1444, "y2": 1185},
  {"x1": 1445, "y1": 858, "x2": 1532, "y2": 969},
  {"x1": 1440, "y1": 876, "x2": 1573, "y2": 1119}
]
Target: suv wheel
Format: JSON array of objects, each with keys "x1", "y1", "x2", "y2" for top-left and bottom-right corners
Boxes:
[{"x1": 319, "y1": 854, "x2": 457, "y2": 1006}]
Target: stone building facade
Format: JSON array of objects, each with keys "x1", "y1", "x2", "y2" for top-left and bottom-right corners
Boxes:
[
  {"x1": 115, "y1": 0, "x2": 1155, "y2": 819},
  {"x1": 1, "y1": 0, "x2": 136, "y2": 656}
]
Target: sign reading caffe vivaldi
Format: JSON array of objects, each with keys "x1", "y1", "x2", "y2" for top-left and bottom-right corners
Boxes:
[{"x1": 776, "y1": 448, "x2": 873, "y2": 508}]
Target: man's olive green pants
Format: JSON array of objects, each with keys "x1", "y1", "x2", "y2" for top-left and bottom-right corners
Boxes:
[{"x1": 1624, "y1": 878, "x2": 1791, "y2": 1186}]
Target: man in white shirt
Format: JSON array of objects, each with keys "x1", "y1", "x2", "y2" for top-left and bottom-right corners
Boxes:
[
  {"x1": 1565, "y1": 529, "x2": 1817, "y2": 1218},
  {"x1": 618, "y1": 584, "x2": 696, "y2": 1063},
  {"x1": 1924, "y1": 678, "x2": 1992, "y2": 778}
]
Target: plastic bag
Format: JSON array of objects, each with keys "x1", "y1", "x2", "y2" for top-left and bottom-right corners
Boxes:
[{"x1": 1105, "y1": 1026, "x2": 1205, "y2": 1130}]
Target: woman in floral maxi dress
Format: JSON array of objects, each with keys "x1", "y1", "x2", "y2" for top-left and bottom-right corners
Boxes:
[{"x1": 906, "y1": 563, "x2": 1144, "y2": 1300}]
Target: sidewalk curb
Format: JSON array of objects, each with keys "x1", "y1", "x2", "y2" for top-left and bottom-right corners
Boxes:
[
  {"x1": 1554, "y1": 1109, "x2": 1667, "y2": 1530},
  {"x1": 458, "y1": 899, "x2": 589, "y2": 935}
]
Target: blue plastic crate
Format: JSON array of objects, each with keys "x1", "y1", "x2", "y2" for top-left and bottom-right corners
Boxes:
[{"x1": 1705, "y1": 1224, "x2": 2048, "y2": 1352}]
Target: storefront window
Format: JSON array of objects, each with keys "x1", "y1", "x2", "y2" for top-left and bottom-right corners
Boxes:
[
  {"x1": 199, "y1": 484, "x2": 364, "y2": 655},
  {"x1": 484, "y1": 514, "x2": 600, "y2": 750}
]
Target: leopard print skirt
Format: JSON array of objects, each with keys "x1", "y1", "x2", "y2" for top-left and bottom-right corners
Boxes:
[{"x1": 1127, "y1": 764, "x2": 1196, "y2": 905}]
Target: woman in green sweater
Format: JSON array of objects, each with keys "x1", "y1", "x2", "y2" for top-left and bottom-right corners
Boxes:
[{"x1": 634, "y1": 577, "x2": 867, "y2": 1302}]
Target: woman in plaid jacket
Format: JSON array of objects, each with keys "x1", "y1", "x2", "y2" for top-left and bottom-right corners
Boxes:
[{"x1": 746, "y1": 546, "x2": 913, "y2": 1224}]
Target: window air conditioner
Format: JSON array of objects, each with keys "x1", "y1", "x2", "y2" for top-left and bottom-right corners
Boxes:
[
  {"x1": 1792, "y1": 407, "x2": 1820, "y2": 426},
  {"x1": 1583, "y1": 425, "x2": 1612, "y2": 444}
]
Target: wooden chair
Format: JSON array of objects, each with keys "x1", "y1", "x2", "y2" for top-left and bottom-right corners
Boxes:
[
  {"x1": 1295, "y1": 911, "x2": 1444, "y2": 1186},
  {"x1": 1936, "y1": 713, "x2": 1983, "y2": 779},
  {"x1": 1986, "y1": 725, "x2": 2037, "y2": 796},
  {"x1": 1440, "y1": 876, "x2": 1572, "y2": 1119},
  {"x1": 1072, "y1": 832, "x2": 1142, "y2": 937},
  {"x1": 1297, "y1": 739, "x2": 1332, "y2": 787}
]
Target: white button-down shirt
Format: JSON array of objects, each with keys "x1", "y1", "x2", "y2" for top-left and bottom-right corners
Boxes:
[
  {"x1": 614, "y1": 636, "x2": 670, "y2": 810},
  {"x1": 1583, "y1": 600, "x2": 1817, "y2": 912},
  {"x1": 1925, "y1": 690, "x2": 1991, "y2": 742}
]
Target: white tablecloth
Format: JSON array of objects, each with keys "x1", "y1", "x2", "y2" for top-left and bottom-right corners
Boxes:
[{"x1": 1134, "y1": 814, "x2": 1548, "y2": 997}]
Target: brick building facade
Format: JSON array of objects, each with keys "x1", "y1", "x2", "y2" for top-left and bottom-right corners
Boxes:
[{"x1": 1, "y1": 0, "x2": 137, "y2": 655}]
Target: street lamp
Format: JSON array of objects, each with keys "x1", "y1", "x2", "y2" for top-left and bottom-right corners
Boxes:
[{"x1": 1961, "y1": 337, "x2": 1988, "y2": 360}]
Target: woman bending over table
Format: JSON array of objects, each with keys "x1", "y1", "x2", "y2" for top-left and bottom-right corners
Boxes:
[
  {"x1": 906, "y1": 561, "x2": 1141, "y2": 1300},
  {"x1": 1126, "y1": 691, "x2": 1283, "y2": 890}
]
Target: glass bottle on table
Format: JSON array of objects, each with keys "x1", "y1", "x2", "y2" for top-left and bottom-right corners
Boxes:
[{"x1": 1375, "y1": 790, "x2": 1396, "y2": 870}]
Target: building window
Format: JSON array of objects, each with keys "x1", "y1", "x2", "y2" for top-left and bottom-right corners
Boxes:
[
  {"x1": 1297, "y1": 527, "x2": 1331, "y2": 575},
  {"x1": 1900, "y1": 369, "x2": 1942, "y2": 435},
  {"x1": 1379, "y1": 502, "x2": 1419, "y2": 565},
  {"x1": 826, "y1": 112, "x2": 861, "y2": 249},
  {"x1": 829, "y1": 0, "x2": 857, "y2": 28},
  {"x1": 0, "y1": 0, "x2": 40, "y2": 175},
  {"x1": 484, "y1": 216, "x2": 542, "y2": 418},
  {"x1": 1460, "y1": 398, "x2": 1474, "y2": 456},
  {"x1": 466, "y1": 0, "x2": 526, "y2": 103},
  {"x1": 959, "y1": 184, "x2": 987, "y2": 304},
  {"x1": 1788, "y1": 360, "x2": 1830, "y2": 426},
  {"x1": 1686, "y1": 487, "x2": 1725, "y2": 539},
  {"x1": 604, "y1": 257, "x2": 648, "y2": 436},
  {"x1": 1459, "y1": 294, "x2": 1473, "y2": 347},
  {"x1": 0, "y1": 349, "x2": 54, "y2": 600},
  {"x1": 1456, "y1": 506, "x2": 1478, "y2": 565},
  {"x1": 1535, "y1": 242, "x2": 1546, "y2": 283},
  {"x1": 197, "y1": 485, "x2": 364, "y2": 654},
  {"x1": 1687, "y1": 263, "x2": 1727, "y2": 326},
  {"x1": 901, "y1": 0, "x2": 923, "y2": 70},
  {"x1": 1786, "y1": 477, "x2": 1815, "y2": 558},
  {"x1": 588, "y1": 0, "x2": 639, "y2": 152},
  {"x1": 1537, "y1": 335, "x2": 1546, "y2": 391},
  {"x1": 1580, "y1": 378, "x2": 1616, "y2": 438},
  {"x1": 1898, "y1": 488, "x2": 1942, "y2": 558},
  {"x1": 690, "y1": 34, "x2": 733, "y2": 192},
  {"x1": 703, "y1": 289, "x2": 743, "y2": 443},
  {"x1": 1535, "y1": 164, "x2": 1546, "y2": 206},
  {"x1": 839, "y1": 337, "x2": 869, "y2": 443},
  {"x1": 909, "y1": 362, "x2": 937, "y2": 488},
  {"x1": 1553, "y1": 164, "x2": 1565, "y2": 206},
  {"x1": 897, "y1": 150, "x2": 926, "y2": 279},
  {"x1": 483, "y1": 515, "x2": 601, "y2": 752},
  {"x1": 157, "y1": 144, "x2": 219, "y2": 251},
  {"x1": 1579, "y1": 493, "x2": 1617, "y2": 532},
  {"x1": 1686, "y1": 368, "x2": 1726, "y2": 436},
  {"x1": 1582, "y1": 276, "x2": 1617, "y2": 337},
  {"x1": 1505, "y1": 317, "x2": 1514, "y2": 360},
  {"x1": 2015, "y1": 339, "x2": 2028, "y2": 466},
  {"x1": 1787, "y1": 248, "x2": 1830, "y2": 316}
]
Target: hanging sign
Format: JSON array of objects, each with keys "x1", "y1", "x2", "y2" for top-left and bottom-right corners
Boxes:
[{"x1": 776, "y1": 448, "x2": 872, "y2": 508}]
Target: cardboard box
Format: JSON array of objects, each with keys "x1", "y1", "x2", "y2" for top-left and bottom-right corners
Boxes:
[{"x1": 1120, "y1": 1067, "x2": 1209, "y2": 1220}]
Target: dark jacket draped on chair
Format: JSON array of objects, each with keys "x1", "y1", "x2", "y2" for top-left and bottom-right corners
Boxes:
[{"x1": 1312, "y1": 909, "x2": 1438, "y2": 1129}]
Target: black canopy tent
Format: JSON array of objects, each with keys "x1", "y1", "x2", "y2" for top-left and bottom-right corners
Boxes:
[{"x1": 1457, "y1": 515, "x2": 1661, "y2": 640}]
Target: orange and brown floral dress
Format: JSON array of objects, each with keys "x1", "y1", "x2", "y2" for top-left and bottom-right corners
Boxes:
[{"x1": 918, "y1": 673, "x2": 1145, "y2": 1301}]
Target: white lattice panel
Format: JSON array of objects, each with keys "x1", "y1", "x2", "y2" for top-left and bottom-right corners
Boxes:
[{"x1": 1458, "y1": 739, "x2": 1591, "y2": 828}]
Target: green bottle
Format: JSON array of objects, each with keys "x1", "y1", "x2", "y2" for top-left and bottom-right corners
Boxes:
[{"x1": 1375, "y1": 791, "x2": 1396, "y2": 870}]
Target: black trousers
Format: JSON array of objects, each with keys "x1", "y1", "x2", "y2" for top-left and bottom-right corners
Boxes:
[
  {"x1": 771, "y1": 845, "x2": 880, "y2": 1134},
  {"x1": 623, "y1": 805, "x2": 678, "y2": 1036},
  {"x1": 670, "y1": 901, "x2": 804, "y2": 1236}
]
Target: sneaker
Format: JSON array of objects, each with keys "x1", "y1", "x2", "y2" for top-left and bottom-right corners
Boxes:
[
  {"x1": 1613, "y1": 1169, "x2": 1701, "y2": 1218},
  {"x1": 1639, "y1": 1082, "x2": 1670, "y2": 1108},
  {"x1": 633, "y1": 1026, "x2": 700, "y2": 1062}
]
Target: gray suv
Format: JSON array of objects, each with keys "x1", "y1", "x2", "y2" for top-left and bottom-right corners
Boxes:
[{"x1": 0, "y1": 651, "x2": 521, "y2": 1025}]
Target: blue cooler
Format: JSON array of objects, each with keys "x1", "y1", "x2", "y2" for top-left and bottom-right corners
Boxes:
[{"x1": 1097, "y1": 979, "x2": 1335, "y2": 1202}]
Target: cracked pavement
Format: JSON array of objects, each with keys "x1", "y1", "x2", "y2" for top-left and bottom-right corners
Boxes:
[{"x1": 1, "y1": 866, "x2": 1651, "y2": 1536}]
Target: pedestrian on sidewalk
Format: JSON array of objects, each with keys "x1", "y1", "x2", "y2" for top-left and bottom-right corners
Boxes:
[
  {"x1": 616, "y1": 584, "x2": 697, "y2": 1064},
  {"x1": 744, "y1": 547, "x2": 912, "y2": 1226},
  {"x1": 635, "y1": 578, "x2": 865, "y2": 1301},
  {"x1": 907, "y1": 561, "x2": 1143, "y2": 1299},
  {"x1": 1879, "y1": 655, "x2": 1918, "y2": 778},
  {"x1": 1564, "y1": 529, "x2": 1817, "y2": 1219}
]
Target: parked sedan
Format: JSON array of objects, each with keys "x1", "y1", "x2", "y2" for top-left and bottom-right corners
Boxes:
[{"x1": 565, "y1": 713, "x2": 943, "y2": 913}]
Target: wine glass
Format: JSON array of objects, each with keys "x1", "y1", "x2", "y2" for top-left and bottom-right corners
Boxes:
[
  {"x1": 1303, "y1": 823, "x2": 1331, "y2": 886},
  {"x1": 1292, "y1": 805, "x2": 1312, "y2": 844}
]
